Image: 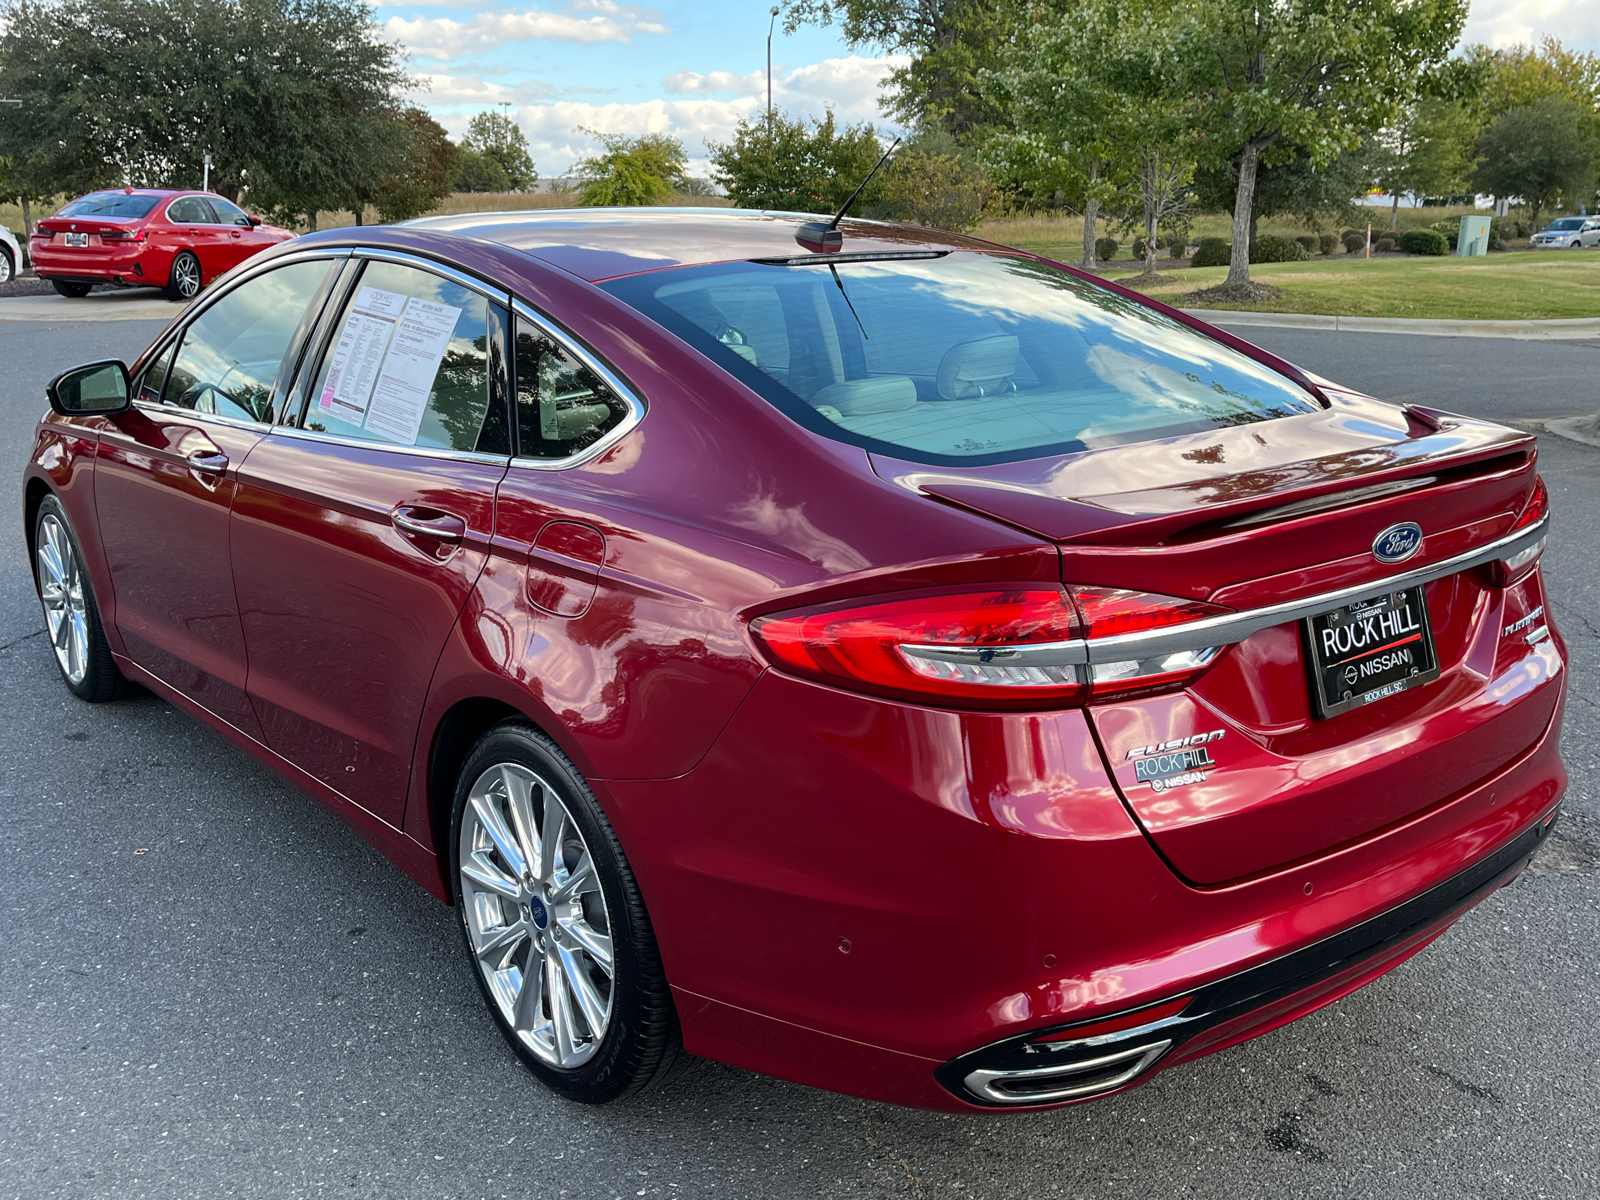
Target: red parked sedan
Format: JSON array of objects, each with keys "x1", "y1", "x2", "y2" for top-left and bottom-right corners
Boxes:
[
  {"x1": 29, "y1": 188, "x2": 293, "y2": 301},
  {"x1": 23, "y1": 211, "x2": 1564, "y2": 1111}
]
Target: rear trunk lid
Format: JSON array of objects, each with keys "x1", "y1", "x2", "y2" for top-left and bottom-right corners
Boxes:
[{"x1": 873, "y1": 389, "x2": 1559, "y2": 884}]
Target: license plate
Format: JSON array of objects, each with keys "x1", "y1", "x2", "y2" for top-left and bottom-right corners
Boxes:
[
  {"x1": 64, "y1": 232, "x2": 89, "y2": 247},
  {"x1": 1304, "y1": 586, "x2": 1439, "y2": 718}
]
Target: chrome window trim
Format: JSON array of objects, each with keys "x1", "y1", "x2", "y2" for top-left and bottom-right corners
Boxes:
[
  {"x1": 177, "y1": 247, "x2": 353, "y2": 328},
  {"x1": 353, "y1": 247, "x2": 511, "y2": 306},
  {"x1": 130, "y1": 399, "x2": 271, "y2": 433},
  {"x1": 506, "y1": 296, "x2": 646, "y2": 471},
  {"x1": 269, "y1": 422, "x2": 512, "y2": 467},
  {"x1": 903, "y1": 516, "x2": 1552, "y2": 670}
]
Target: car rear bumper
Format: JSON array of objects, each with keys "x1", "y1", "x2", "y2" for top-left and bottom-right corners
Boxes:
[
  {"x1": 606, "y1": 643, "x2": 1566, "y2": 1111},
  {"x1": 31, "y1": 245, "x2": 163, "y2": 285}
]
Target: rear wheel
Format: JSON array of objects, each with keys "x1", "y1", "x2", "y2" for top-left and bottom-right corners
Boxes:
[
  {"x1": 165, "y1": 251, "x2": 202, "y2": 301},
  {"x1": 0, "y1": 247, "x2": 14, "y2": 284},
  {"x1": 449, "y1": 722, "x2": 679, "y2": 1104},
  {"x1": 33, "y1": 496, "x2": 130, "y2": 702},
  {"x1": 51, "y1": 279, "x2": 92, "y2": 298}
]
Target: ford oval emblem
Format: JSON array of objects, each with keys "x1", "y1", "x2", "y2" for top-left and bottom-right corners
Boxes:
[{"x1": 1372, "y1": 522, "x2": 1423, "y2": 564}]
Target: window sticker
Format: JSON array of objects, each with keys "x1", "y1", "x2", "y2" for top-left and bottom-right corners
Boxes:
[{"x1": 317, "y1": 285, "x2": 462, "y2": 445}]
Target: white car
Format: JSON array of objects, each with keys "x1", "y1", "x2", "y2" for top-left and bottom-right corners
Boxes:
[
  {"x1": 1530, "y1": 216, "x2": 1600, "y2": 249},
  {"x1": 0, "y1": 221, "x2": 20, "y2": 283}
]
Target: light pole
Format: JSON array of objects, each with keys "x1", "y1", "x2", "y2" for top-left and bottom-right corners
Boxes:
[{"x1": 767, "y1": 6, "x2": 780, "y2": 126}]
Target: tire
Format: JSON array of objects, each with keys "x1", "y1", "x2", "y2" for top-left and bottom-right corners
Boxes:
[
  {"x1": 164, "y1": 251, "x2": 202, "y2": 301},
  {"x1": 52, "y1": 279, "x2": 92, "y2": 298},
  {"x1": 449, "y1": 721, "x2": 679, "y2": 1104},
  {"x1": 0, "y1": 247, "x2": 14, "y2": 285},
  {"x1": 33, "y1": 496, "x2": 131, "y2": 703}
]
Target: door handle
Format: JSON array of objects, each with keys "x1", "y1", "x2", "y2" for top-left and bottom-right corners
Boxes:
[
  {"x1": 186, "y1": 448, "x2": 228, "y2": 488},
  {"x1": 391, "y1": 506, "x2": 466, "y2": 543}
]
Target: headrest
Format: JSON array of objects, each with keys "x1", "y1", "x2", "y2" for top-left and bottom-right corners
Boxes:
[
  {"x1": 936, "y1": 335, "x2": 1019, "y2": 399},
  {"x1": 810, "y1": 376, "x2": 917, "y2": 416}
]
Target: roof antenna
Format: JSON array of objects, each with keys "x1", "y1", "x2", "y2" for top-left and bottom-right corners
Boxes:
[{"x1": 795, "y1": 136, "x2": 901, "y2": 251}]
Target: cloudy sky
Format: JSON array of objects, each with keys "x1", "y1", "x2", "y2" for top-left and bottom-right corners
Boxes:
[{"x1": 384, "y1": 0, "x2": 1600, "y2": 179}]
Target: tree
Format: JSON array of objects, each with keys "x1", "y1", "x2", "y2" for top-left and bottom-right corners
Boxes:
[
  {"x1": 990, "y1": 0, "x2": 1193, "y2": 273},
  {"x1": 461, "y1": 110, "x2": 537, "y2": 192},
  {"x1": 454, "y1": 150, "x2": 513, "y2": 193},
  {"x1": 0, "y1": 0, "x2": 405, "y2": 225},
  {"x1": 1373, "y1": 99, "x2": 1480, "y2": 227},
  {"x1": 1192, "y1": 140, "x2": 1381, "y2": 240},
  {"x1": 1473, "y1": 98, "x2": 1598, "y2": 233},
  {"x1": 370, "y1": 108, "x2": 458, "y2": 223},
  {"x1": 1123, "y1": 0, "x2": 1466, "y2": 289},
  {"x1": 708, "y1": 110, "x2": 887, "y2": 212},
  {"x1": 784, "y1": 0, "x2": 1005, "y2": 140},
  {"x1": 883, "y1": 147, "x2": 993, "y2": 230},
  {"x1": 572, "y1": 130, "x2": 687, "y2": 206}
]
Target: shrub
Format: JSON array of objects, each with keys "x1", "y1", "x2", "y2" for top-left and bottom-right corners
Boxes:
[
  {"x1": 884, "y1": 148, "x2": 994, "y2": 231},
  {"x1": 1095, "y1": 236, "x2": 1120, "y2": 261},
  {"x1": 1341, "y1": 231, "x2": 1366, "y2": 254},
  {"x1": 1189, "y1": 236, "x2": 1231, "y2": 267},
  {"x1": 1296, "y1": 235, "x2": 1320, "y2": 254},
  {"x1": 1249, "y1": 234, "x2": 1310, "y2": 263},
  {"x1": 1374, "y1": 236, "x2": 1397, "y2": 253},
  {"x1": 1341, "y1": 228, "x2": 1361, "y2": 242},
  {"x1": 1399, "y1": 229, "x2": 1449, "y2": 255},
  {"x1": 1319, "y1": 233, "x2": 1338, "y2": 255},
  {"x1": 1131, "y1": 237, "x2": 1147, "y2": 260}
]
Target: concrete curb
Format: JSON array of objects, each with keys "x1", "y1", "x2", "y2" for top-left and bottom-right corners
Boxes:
[
  {"x1": 0, "y1": 291, "x2": 178, "y2": 323},
  {"x1": 1545, "y1": 417, "x2": 1600, "y2": 448},
  {"x1": 1180, "y1": 309, "x2": 1600, "y2": 340}
]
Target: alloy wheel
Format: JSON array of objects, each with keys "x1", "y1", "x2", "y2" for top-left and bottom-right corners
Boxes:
[
  {"x1": 0, "y1": 250, "x2": 13, "y2": 284},
  {"x1": 458, "y1": 761, "x2": 615, "y2": 1069},
  {"x1": 36, "y1": 513, "x2": 89, "y2": 685},
  {"x1": 174, "y1": 254, "x2": 202, "y2": 298}
]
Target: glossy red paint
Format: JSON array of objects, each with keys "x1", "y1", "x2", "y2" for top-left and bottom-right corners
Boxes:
[
  {"x1": 29, "y1": 188, "x2": 293, "y2": 295},
  {"x1": 20, "y1": 210, "x2": 1567, "y2": 1113}
]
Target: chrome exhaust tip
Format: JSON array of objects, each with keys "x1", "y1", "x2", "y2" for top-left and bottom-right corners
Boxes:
[{"x1": 962, "y1": 1040, "x2": 1171, "y2": 1105}]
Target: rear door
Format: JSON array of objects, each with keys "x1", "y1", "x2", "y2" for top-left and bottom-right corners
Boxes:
[
  {"x1": 230, "y1": 253, "x2": 512, "y2": 824},
  {"x1": 93, "y1": 255, "x2": 341, "y2": 736},
  {"x1": 165, "y1": 195, "x2": 228, "y2": 282}
]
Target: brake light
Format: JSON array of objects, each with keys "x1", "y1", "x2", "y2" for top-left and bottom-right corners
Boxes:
[
  {"x1": 1072, "y1": 587, "x2": 1227, "y2": 698},
  {"x1": 1488, "y1": 477, "x2": 1548, "y2": 586},
  {"x1": 749, "y1": 586, "x2": 1228, "y2": 708},
  {"x1": 100, "y1": 230, "x2": 147, "y2": 243},
  {"x1": 753, "y1": 589, "x2": 1085, "y2": 706}
]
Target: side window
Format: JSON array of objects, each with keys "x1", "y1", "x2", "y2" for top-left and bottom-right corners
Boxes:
[
  {"x1": 136, "y1": 342, "x2": 175, "y2": 405},
  {"x1": 207, "y1": 197, "x2": 252, "y2": 227},
  {"x1": 513, "y1": 317, "x2": 630, "y2": 459},
  {"x1": 303, "y1": 261, "x2": 494, "y2": 453},
  {"x1": 161, "y1": 259, "x2": 335, "y2": 423},
  {"x1": 166, "y1": 197, "x2": 215, "y2": 224}
]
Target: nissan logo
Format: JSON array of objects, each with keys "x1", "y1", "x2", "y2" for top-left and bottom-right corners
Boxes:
[{"x1": 1372, "y1": 522, "x2": 1424, "y2": 564}]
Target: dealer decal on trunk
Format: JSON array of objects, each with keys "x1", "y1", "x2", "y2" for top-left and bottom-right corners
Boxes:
[{"x1": 1127, "y1": 730, "x2": 1224, "y2": 792}]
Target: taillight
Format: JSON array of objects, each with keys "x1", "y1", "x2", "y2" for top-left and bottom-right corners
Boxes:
[
  {"x1": 1487, "y1": 477, "x2": 1548, "y2": 586},
  {"x1": 749, "y1": 586, "x2": 1228, "y2": 709},
  {"x1": 1072, "y1": 588, "x2": 1227, "y2": 698},
  {"x1": 752, "y1": 589, "x2": 1085, "y2": 707},
  {"x1": 100, "y1": 230, "x2": 147, "y2": 243}
]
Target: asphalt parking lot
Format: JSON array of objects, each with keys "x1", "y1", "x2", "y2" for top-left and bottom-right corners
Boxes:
[{"x1": 2, "y1": 314, "x2": 1597, "y2": 1200}]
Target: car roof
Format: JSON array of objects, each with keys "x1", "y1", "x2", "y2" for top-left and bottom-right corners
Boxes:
[{"x1": 404, "y1": 207, "x2": 1000, "y2": 283}]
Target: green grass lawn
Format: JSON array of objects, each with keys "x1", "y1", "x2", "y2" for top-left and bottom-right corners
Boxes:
[{"x1": 1103, "y1": 252, "x2": 1600, "y2": 320}]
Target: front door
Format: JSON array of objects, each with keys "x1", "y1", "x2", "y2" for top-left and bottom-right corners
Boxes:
[
  {"x1": 94, "y1": 256, "x2": 340, "y2": 736},
  {"x1": 230, "y1": 256, "x2": 511, "y2": 824},
  {"x1": 164, "y1": 195, "x2": 229, "y2": 283},
  {"x1": 204, "y1": 196, "x2": 269, "y2": 273}
]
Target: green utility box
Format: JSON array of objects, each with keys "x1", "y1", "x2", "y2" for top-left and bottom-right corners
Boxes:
[{"x1": 1458, "y1": 215, "x2": 1491, "y2": 257}]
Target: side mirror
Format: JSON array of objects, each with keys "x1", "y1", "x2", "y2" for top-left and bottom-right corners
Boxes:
[
  {"x1": 247, "y1": 215, "x2": 262, "y2": 227},
  {"x1": 47, "y1": 360, "x2": 132, "y2": 417}
]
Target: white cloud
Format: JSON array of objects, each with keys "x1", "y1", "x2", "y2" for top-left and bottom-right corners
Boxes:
[
  {"x1": 1462, "y1": 0, "x2": 1600, "y2": 50},
  {"x1": 480, "y1": 54, "x2": 908, "y2": 173},
  {"x1": 386, "y1": 6, "x2": 674, "y2": 61},
  {"x1": 410, "y1": 72, "x2": 558, "y2": 104},
  {"x1": 663, "y1": 68, "x2": 766, "y2": 97}
]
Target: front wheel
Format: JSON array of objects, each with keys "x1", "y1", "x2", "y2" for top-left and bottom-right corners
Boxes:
[
  {"x1": 33, "y1": 496, "x2": 131, "y2": 702},
  {"x1": 51, "y1": 279, "x2": 92, "y2": 298},
  {"x1": 165, "y1": 251, "x2": 202, "y2": 301},
  {"x1": 0, "y1": 247, "x2": 14, "y2": 284},
  {"x1": 450, "y1": 722, "x2": 679, "y2": 1104}
]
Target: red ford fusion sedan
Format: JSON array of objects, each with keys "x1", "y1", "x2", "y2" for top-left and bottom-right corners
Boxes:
[
  {"x1": 22, "y1": 210, "x2": 1564, "y2": 1111},
  {"x1": 29, "y1": 187, "x2": 293, "y2": 301}
]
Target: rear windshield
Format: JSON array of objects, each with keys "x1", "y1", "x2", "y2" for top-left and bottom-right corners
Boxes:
[
  {"x1": 58, "y1": 193, "x2": 160, "y2": 219},
  {"x1": 600, "y1": 252, "x2": 1320, "y2": 466}
]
